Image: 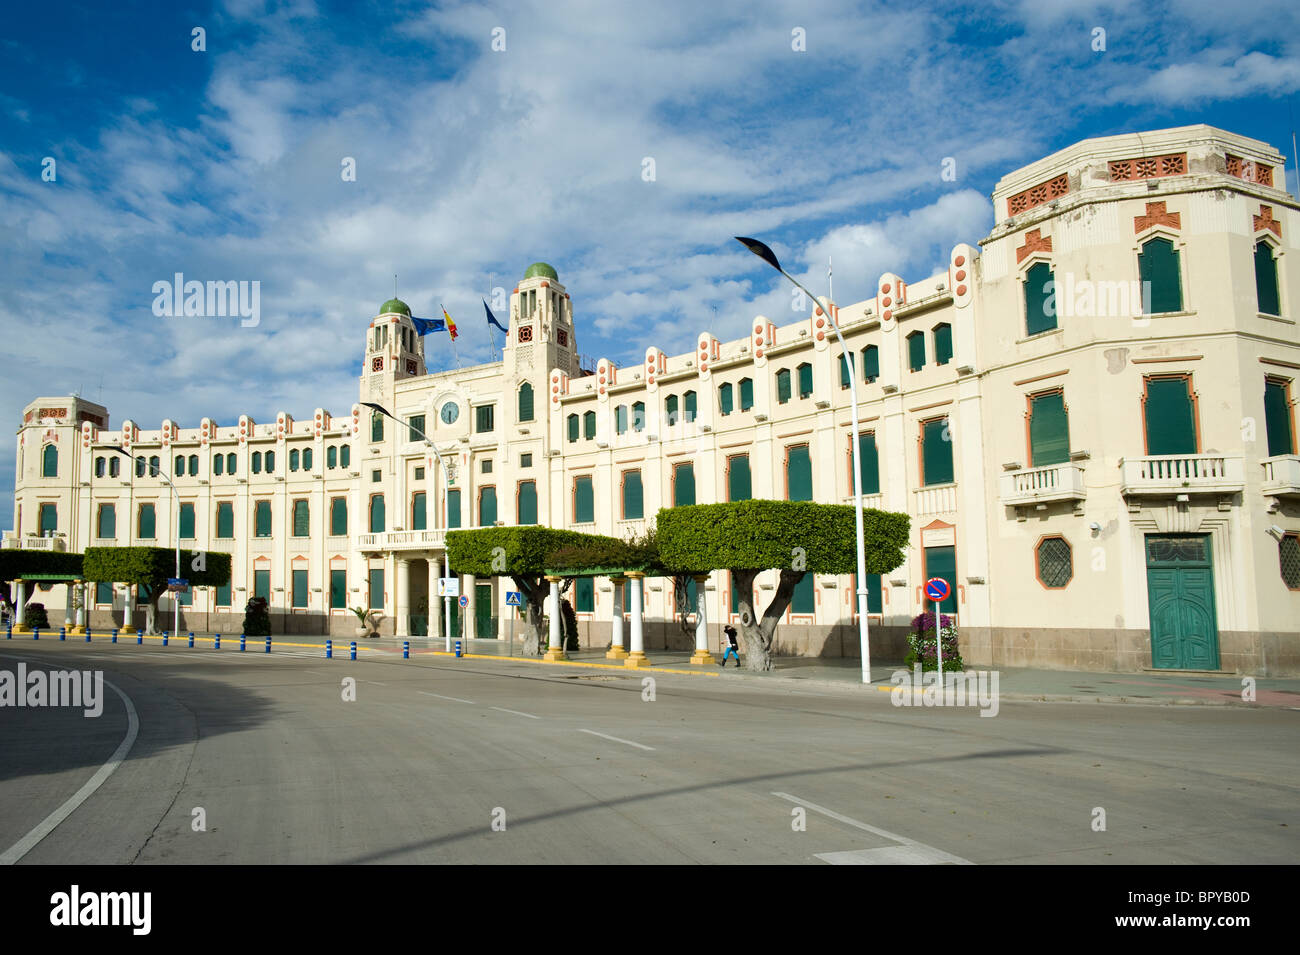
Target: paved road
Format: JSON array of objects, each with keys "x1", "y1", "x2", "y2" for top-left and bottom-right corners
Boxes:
[{"x1": 1, "y1": 642, "x2": 1296, "y2": 864}]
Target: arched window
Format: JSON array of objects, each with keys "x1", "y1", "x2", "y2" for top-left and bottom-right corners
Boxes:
[
  {"x1": 567, "y1": 414, "x2": 579, "y2": 443},
  {"x1": 719, "y1": 383, "x2": 733, "y2": 416},
  {"x1": 327, "y1": 446, "x2": 337, "y2": 469},
  {"x1": 615, "y1": 405, "x2": 628, "y2": 434},
  {"x1": 340, "y1": 445, "x2": 350, "y2": 468},
  {"x1": 138, "y1": 503, "x2": 156, "y2": 539},
  {"x1": 583, "y1": 410, "x2": 596, "y2": 439},
  {"x1": 369, "y1": 494, "x2": 385, "y2": 533},
  {"x1": 265, "y1": 451, "x2": 275, "y2": 472},
  {"x1": 1255, "y1": 240, "x2": 1281, "y2": 316},
  {"x1": 109, "y1": 456, "x2": 120, "y2": 478},
  {"x1": 1139, "y1": 236, "x2": 1183, "y2": 314},
  {"x1": 175, "y1": 455, "x2": 185, "y2": 476},
  {"x1": 290, "y1": 449, "x2": 300, "y2": 471},
  {"x1": 907, "y1": 331, "x2": 926, "y2": 371},
  {"x1": 252, "y1": 451, "x2": 262, "y2": 474},
  {"x1": 683, "y1": 390, "x2": 697, "y2": 423},
  {"x1": 776, "y1": 368, "x2": 792, "y2": 404},
  {"x1": 214, "y1": 454, "x2": 225, "y2": 476},
  {"x1": 632, "y1": 401, "x2": 645, "y2": 432},
  {"x1": 371, "y1": 412, "x2": 384, "y2": 443},
  {"x1": 1024, "y1": 261, "x2": 1056, "y2": 336},
  {"x1": 302, "y1": 448, "x2": 312, "y2": 471},
  {"x1": 226, "y1": 452, "x2": 236, "y2": 474},
  {"x1": 739, "y1": 378, "x2": 754, "y2": 411},
  {"x1": 862, "y1": 345, "x2": 879, "y2": 383},
  {"x1": 330, "y1": 497, "x2": 348, "y2": 536},
  {"x1": 665, "y1": 394, "x2": 679, "y2": 425},
  {"x1": 188, "y1": 454, "x2": 198, "y2": 476},
  {"x1": 933, "y1": 323, "x2": 953, "y2": 365},
  {"x1": 292, "y1": 500, "x2": 310, "y2": 537},
  {"x1": 135, "y1": 456, "x2": 146, "y2": 477},
  {"x1": 95, "y1": 456, "x2": 106, "y2": 478},
  {"x1": 518, "y1": 382, "x2": 535, "y2": 422},
  {"x1": 41, "y1": 444, "x2": 57, "y2": 478},
  {"x1": 796, "y1": 362, "x2": 813, "y2": 398},
  {"x1": 148, "y1": 455, "x2": 160, "y2": 476}
]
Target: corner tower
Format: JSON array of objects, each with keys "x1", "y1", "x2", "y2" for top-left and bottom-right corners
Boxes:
[
  {"x1": 361, "y1": 298, "x2": 427, "y2": 404},
  {"x1": 503, "y1": 262, "x2": 579, "y2": 379}
]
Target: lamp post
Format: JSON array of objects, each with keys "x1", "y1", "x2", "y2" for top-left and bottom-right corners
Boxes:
[
  {"x1": 361, "y1": 403, "x2": 456, "y2": 652},
  {"x1": 105, "y1": 446, "x2": 181, "y2": 636},
  {"x1": 734, "y1": 236, "x2": 874, "y2": 684}
]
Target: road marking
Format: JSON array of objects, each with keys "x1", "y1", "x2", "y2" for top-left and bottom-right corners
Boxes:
[
  {"x1": 770, "y1": 792, "x2": 974, "y2": 865},
  {"x1": 0, "y1": 676, "x2": 140, "y2": 865},
  {"x1": 490, "y1": 706, "x2": 539, "y2": 719},
  {"x1": 418, "y1": 691, "x2": 475, "y2": 704},
  {"x1": 366, "y1": 681, "x2": 389, "y2": 686},
  {"x1": 579, "y1": 729, "x2": 654, "y2": 751}
]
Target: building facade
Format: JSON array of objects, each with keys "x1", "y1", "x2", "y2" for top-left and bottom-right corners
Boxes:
[{"x1": 8, "y1": 125, "x2": 1300, "y2": 674}]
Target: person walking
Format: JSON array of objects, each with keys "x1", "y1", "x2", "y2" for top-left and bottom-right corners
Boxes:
[{"x1": 719, "y1": 624, "x2": 741, "y2": 667}]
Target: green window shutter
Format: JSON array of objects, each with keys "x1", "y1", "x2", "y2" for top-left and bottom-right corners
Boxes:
[
  {"x1": 1029, "y1": 391, "x2": 1071, "y2": 466},
  {"x1": 98, "y1": 504, "x2": 115, "y2": 538},
  {"x1": 839, "y1": 353, "x2": 852, "y2": 388},
  {"x1": 480, "y1": 487, "x2": 497, "y2": 526},
  {"x1": 330, "y1": 498, "x2": 348, "y2": 536},
  {"x1": 1264, "y1": 380, "x2": 1294, "y2": 456},
  {"x1": 369, "y1": 495, "x2": 385, "y2": 533},
  {"x1": 863, "y1": 346, "x2": 879, "y2": 382},
  {"x1": 96, "y1": 581, "x2": 113, "y2": 604},
  {"x1": 684, "y1": 391, "x2": 697, "y2": 422},
  {"x1": 791, "y1": 573, "x2": 814, "y2": 614},
  {"x1": 777, "y1": 369, "x2": 791, "y2": 403},
  {"x1": 518, "y1": 481, "x2": 538, "y2": 524},
  {"x1": 264, "y1": 451, "x2": 274, "y2": 473},
  {"x1": 1144, "y1": 377, "x2": 1196, "y2": 455},
  {"x1": 447, "y1": 489, "x2": 461, "y2": 529},
  {"x1": 228, "y1": 452, "x2": 238, "y2": 472},
  {"x1": 858, "y1": 432, "x2": 881, "y2": 494},
  {"x1": 797, "y1": 363, "x2": 813, "y2": 398},
  {"x1": 575, "y1": 477, "x2": 594, "y2": 523},
  {"x1": 740, "y1": 378, "x2": 754, "y2": 410},
  {"x1": 568, "y1": 414, "x2": 579, "y2": 442},
  {"x1": 292, "y1": 569, "x2": 309, "y2": 608},
  {"x1": 214, "y1": 455, "x2": 225, "y2": 475},
  {"x1": 907, "y1": 332, "x2": 926, "y2": 371},
  {"x1": 924, "y1": 546, "x2": 958, "y2": 613},
  {"x1": 175, "y1": 455, "x2": 184, "y2": 476},
  {"x1": 256, "y1": 500, "x2": 272, "y2": 537},
  {"x1": 290, "y1": 449, "x2": 299, "y2": 471},
  {"x1": 340, "y1": 446, "x2": 349, "y2": 468},
  {"x1": 615, "y1": 405, "x2": 628, "y2": 434},
  {"x1": 412, "y1": 492, "x2": 426, "y2": 530},
  {"x1": 632, "y1": 402, "x2": 645, "y2": 431},
  {"x1": 933, "y1": 324, "x2": 953, "y2": 365},
  {"x1": 371, "y1": 413, "x2": 383, "y2": 442},
  {"x1": 623, "y1": 470, "x2": 644, "y2": 519},
  {"x1": 519, "y1": 383, "x2": 534, "y2": 422},
  {"x1": 866, "y1": 573, "x2": 883, "y2": 614},
  {"x1": 787, "y1": 445, "x2": 813, "y2": 501},
  {"x1": 368, "y1": 568, "x2": 384, "y2": 609},
  {"x1": 217, "y1": 502, "x2": 233, "y2": 538},
  {"x1": 673, "y1": 462, "x2": 695, "y2": 506},
  {"x1": 254, "y1": 569, "x2": 270, "y2": 601},
  {"x1": 730, "y1": 573, "x2": 745, "y2": 614},
  {"x1": 1024, "y1": 262, "x2": 1057, "y2": 335},
  {"x1": 39, "y1": 504, "x2": 56, "y2": 535},
  {"x1": 41, "y1": 444, "x2": 57, "y2": 477},
  {"x1": 719, "y1": 384, "x2": 733, "y2": 415},
  {"x1": 327, "y1": 446, "x2": 337, "y2": 469},
  {"x1": 922, "y1": 418, "x2": 954, "y2": 485},
  {"x1": 665, "y1": 395, "x2": 679, "y2": 424},
  {"x1": 728, "y1": 455, "x2": 752, "y2": 501},
  {"x1": 1139, "y1": 237, "x2": 1183, "y2": 314},
  {"x1": 476, "y1": 405, "x2": 495, "y2": 433},
  {"x1": 330, "y1": 569, "x2": 347, "y2": 609},
  {"x1": 407, "y1": 415, "x2": 425, "y2": 443},
  {"x1": 302, "y1": 449, "x2": 311, "y2": 471},
  {"x1": 139, "y1": 504, "x2": 156, "y2": 539},
  {"x1": 576, "y1": 577, "x2": 594, "y2": 613},
  {"x1": 293, "y1": 500, "x2": 309, "y2": 537},
  {"x1": 682, "y1": 576, "x2": 699, "y2": 614},
  {"x1": 215, "y1": 580, "x2": 231, "y2": 606},
  {"x1": 584, "y1": 411, "x2": 596, "y2": 439},
  {"x1": 1256, "y1": 241, "x2": 1281, "y2": 315},
  {"x1": 179, "y1": 502, "x2": 195, "y2": 539}
]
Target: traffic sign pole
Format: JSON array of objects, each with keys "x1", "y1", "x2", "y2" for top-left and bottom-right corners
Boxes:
[{"x1": 924, "y1": 577, "x2": 952, "y2": 699}]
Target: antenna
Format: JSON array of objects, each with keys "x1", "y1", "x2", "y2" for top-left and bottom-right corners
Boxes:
[
  {"x1": 828, "y1": 255, "x2": 834, "y2": 303},
  {"x1": 393, "y1": 273, "x2": 398, "y2": 299}
]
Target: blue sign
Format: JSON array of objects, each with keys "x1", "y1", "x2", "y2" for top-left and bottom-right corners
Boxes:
[
  {"x1": 458, "y1": 595, "x2": 469, "y2": 608},
  {"x1": 505, "y1": 591, "x2": 523, "y2": 607},
  {"x1": 167, "y1": 578, "x2": 190, "y2": 593},
  {"x1": 924, "y1": 577, "x2": 951, "y2": 603}
]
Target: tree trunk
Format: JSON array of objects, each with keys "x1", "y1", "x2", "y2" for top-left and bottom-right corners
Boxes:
[
  {"x1": 146, "y1": 589, "x2": 162, "y2": 635},
  {"x1": 734, "y1": 568, "x2": 804, "y2": 671},
  {"x1": 513, "y1": 574, "x2": 547, "y2": 656}
]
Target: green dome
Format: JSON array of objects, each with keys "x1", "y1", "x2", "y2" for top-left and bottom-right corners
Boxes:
[
  {"x1": 523, "y1": 262, "x2": 558, "y2": 281},
  {"x1": 379, "y1": 298, "x2": 411, "y2": 316}
]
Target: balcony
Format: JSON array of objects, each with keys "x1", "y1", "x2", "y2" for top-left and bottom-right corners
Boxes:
[
  {"x1": 914, "y1": 483, "x2": 958, "y2": 515},
  {"x1": 1119, "y1": 454, "x2": 1245, "y2": 498},
  {"x1": 357, "y1": 529, "x2": 447, "y2": 552},
  {"x1": 1000, "y1": 463, "x2": 1086, "y2": 508},
  {"x1": 1, "y1": 535, "x2": 67, "y2": 552},
  {"x1": 1261, "y1": 454, "x2": 1300, "y2": 508}
]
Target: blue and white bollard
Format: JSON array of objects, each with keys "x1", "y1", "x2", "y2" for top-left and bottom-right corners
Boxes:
[
  {"x1": 137, "y1": 630, "x2": 143, "y2": 645},
  {"x1": 111, "y1": 631, "x2": 118, "y2": 644},
  {"x1": 265, "y1": 636, "x2": 271, "y2": 654},
  {"x1": 60, "y1": 627, "x2": 66, "y2": 641},
  {"x1": 86, "y1": 628, "x2": 92, "y2": 643},
  {"x1": 326, "y1": 639, "x2": 332, "y2": 659},
  {"x1": 403, "y1": 640, "x2": 409, "y2": 659},
  {"x1": 455, "y1": 639, "x2": 462, "y2": 658},
  {"x1": 188, "y1": 631, "x2": 195, "y2": 648},
  {"x1": 240, "y1": 633, "x2": 246, "y2": 652},
  {"x1": 162, "y1": 631, "x2": 169, "y2": 647},
  {"x1": 350, "y1": 641, "x2": 357, "y2": 661},
  {"x1": 214, "y1": 633, "x2": 221, "y2": 650},
  {"x1": 33, "y1": 628, "x2": 40, "y2": 640}
]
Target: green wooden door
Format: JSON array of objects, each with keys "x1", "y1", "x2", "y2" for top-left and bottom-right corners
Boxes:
[
  {"x1": 475, "y1": 583, "x2": 494, "y2": 639},
  {"x1": 1145, "y1": 535, "x2": 1219, "y2": 670}
]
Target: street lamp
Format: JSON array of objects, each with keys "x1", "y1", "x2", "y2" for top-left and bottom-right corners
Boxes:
[
  {"x1": 103, "y1": 446, "x2": 181, "y2": 637},
  {"x1": 361, "y1": 402, "x2": 457, "y2": 652},
  {"x1": 735, "y1": 236, "x2": 874, "y2": 684}
]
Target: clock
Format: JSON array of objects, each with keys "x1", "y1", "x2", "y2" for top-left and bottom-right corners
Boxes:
[{"x1": 440, "y1": 402, "x2": 459, "y2": 425}]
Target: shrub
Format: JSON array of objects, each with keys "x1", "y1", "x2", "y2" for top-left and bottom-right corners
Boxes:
[
  {"x1": 905, "y1": 611, "x2": 963, "y2": 672},
  {"x1": 25, "y1": 603, "x2": 50, "y2": 630},
  {"x1": 561, "y1": 598, "x2": 579, "y2": 651},
  {"x1": 242, "y1": 597, "x2": 271, "y2": 636}
]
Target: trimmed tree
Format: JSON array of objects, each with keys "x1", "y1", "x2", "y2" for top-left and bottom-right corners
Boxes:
[
  {"x1": 82, "y1": 546, "x2": 232, "y2": 634},
  {"x1": 0, "y1": 550, "x2": 84, "y2": 582},
  {"x1": 445, "y1": 527, "x2": 615, "y2": 656},
  {"x1": 656, "y1": 500, "x2": 910, "y2": 671}
]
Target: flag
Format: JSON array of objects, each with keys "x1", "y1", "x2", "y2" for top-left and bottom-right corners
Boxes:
[
  {"x1": 483, "y1": 300, "x2": 508, "y2": 334},
  {"x1": 410, "y1": 316, "x2": 446, "y2": 336},
  {"x1": 441, "y1": 305, "x2": 459, "y2": 340}
]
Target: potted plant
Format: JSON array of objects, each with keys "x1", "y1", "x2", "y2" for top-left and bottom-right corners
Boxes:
[{"x1": 349, "y1": 606, "x2": 383, "y2": 638}]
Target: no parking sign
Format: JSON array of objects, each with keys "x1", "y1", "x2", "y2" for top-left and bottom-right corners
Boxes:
[
  {"x1": 458, "y1": 595, "x2": 469, "y2": 609},
  {"x1": 925, "y1": 577, "x2": 952, "y2": 673}
]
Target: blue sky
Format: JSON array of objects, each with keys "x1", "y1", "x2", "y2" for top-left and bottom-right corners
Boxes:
[{"x1": 3, "y1": 0, "x2": 1300, "y2": 530}]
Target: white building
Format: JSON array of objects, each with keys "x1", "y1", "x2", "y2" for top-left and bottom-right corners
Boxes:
[{"x1": 8, "y1": 125, "x2": 1300, "y2": 674}]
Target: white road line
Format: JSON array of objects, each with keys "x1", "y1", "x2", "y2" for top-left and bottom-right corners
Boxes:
[
  {"x1": 418, "y1": 691, "x2": 476, "y2": 704},
  {"x1": 0, "y1": 676, "x2": 140, "y2": 865},
  {"x1": 579, "y1": 729, "x2": 654, "y2": 751},
  {"x1": 366, "y1": 681, "x2": 389, "y2": 686},
  {"x1": 490, "y1": 706, "x2": 539, "y2": 719},
  {"x1": 770, "y1": 792, "x2": 973, "y2": 865}
]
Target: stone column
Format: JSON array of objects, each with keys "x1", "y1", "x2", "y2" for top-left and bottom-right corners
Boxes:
[
  {"x1": 625, "y1": 571, "x2": 649, "y2": 668},
  {"x1": 605, "y1": 575, "x2": 627, "y2": 659},
  {"x1": 427, "y1": 558, "x2": 441, "y2": 641},
  {"x1": 64, "y1": 582, "x2": 76, "y2": 633},
  {"x1": 465, "y1": 574, "x2": 476, "y2": 643},
  {"x1": 72, "y1": 581, "x2": 88, "y2": 635},
  {"x1": 119, "y1": 583, "x2": 136, "y2": 634},
  {"x1": 690, "y1": 573, "x2": 714, "y2": 665},
  {"x1": 543, "y1": 575, "x2": 567, "y2": 661},
  {"x1": 395, "y1": 558, "x2": 410, "y2": 638},
  {"x1": 12, "y1": 579, "x2": 28, "y2": 633}
]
